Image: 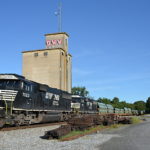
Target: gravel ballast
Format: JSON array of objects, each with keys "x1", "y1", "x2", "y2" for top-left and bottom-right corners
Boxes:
[{"x1": 0, "y1": 125, "x2": 120, "y2": 150}]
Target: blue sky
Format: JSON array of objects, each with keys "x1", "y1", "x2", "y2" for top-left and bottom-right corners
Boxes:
[{"x1": 0, "y1": 0, "x2": 150, "y2": 102}]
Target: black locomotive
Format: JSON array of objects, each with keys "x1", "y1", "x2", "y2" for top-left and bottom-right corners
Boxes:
[
  {"x1": 71, "y1": 95, "x2": 98, "y2": 113},
  {"x1": 0, "y1": 74, "x2": 72, "y2": 127}
]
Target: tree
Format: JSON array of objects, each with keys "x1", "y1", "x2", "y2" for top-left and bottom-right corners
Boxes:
[
  {"x1": 126, "y1": 103, "x2": 135, "y2": 109},
  {"x1": 134, "y1": 101, "x2": 146, "y2": 111},
  {"x1": 71, "y1": 86, "x2": 89, "y2": 97},
  {"x1": 111, "y1": 97, "x2": 120, "y2": 108},
  {"x1": 119, "y1": 101, "x2": 127, "y2": 109},
  {"x1": 112, "y1": 97, "x2": 119, "y2": 104},
  {"x1": 146, "y1": 97, "x2": 150, "y2": 113},
  {"x1": 97, "y1": 97, "x2": 111, "y2": 104}
]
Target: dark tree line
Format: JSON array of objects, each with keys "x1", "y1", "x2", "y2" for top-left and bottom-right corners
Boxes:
[
  {"x1": 146, "y1": 97, "x2": 150, "y2": 113},
  {"x1": 97, "y1": 97, "x2": 146, "y2": 111},
  {"x1": 72, "y1": 86, "x2": 150, "y2": 112}
]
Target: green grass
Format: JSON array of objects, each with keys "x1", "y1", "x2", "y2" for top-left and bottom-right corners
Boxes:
[
  {"x1": 60, "y1": 124, "x2": 123, "y2": 140},
  {"x1": 60, "y1": 125, "x2": 105, "y2": 140},
  {"x1": 110, "y1": 124, "x2": 122, "y2": 129},
  {"x1": 60, "y1": 130, "x2": 86, "y2": 139},
  {"x1": 130, "y1": 117, "x2": 141, "y2": 124}
]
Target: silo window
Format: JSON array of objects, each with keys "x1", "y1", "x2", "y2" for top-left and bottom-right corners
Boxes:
[
  {"x1": 34, "y1": 53, "x2": 38, "y2": 57},
  {"x1": 62, "y1": 52, "x2": 64, "y2": 55},
  {"x1": 44, "y1": 52, "x2": 48, "y2": 56},
  {"x1": 65, "y1": 39, "x2": 68, "y2": 46}
]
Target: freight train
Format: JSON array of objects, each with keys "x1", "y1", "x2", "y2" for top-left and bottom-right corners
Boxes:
[{"x1": 0, "y1": 74, "x2": 139, "y2": 127}]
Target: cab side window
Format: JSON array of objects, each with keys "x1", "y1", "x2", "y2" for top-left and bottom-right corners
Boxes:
[{"x1": 22, "y1": 82, "x2": 32, "y2": 92}]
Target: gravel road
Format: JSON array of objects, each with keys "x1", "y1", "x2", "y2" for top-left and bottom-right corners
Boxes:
[
  {"x1": 0, "y1": 125, "x2": 118, "y2": 150},
  {"x1": 0, "y1": 117, "x2": 149, "y2": 150},
  {"x1": 100, "y1": 117, "x2": 150, "y2": 150}
]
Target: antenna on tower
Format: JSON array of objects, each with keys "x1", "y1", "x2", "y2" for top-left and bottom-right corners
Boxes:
[{"x1": 55, "y1": 1, "x2": 62, "y2": 32}]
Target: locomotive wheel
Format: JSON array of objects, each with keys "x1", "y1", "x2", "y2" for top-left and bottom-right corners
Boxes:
[
  {"x1": 63, "y1": 114, "x2": 69, "y2": 121},
  {"x1": 15, "y1": 114, "x2": 26, "y2": 126}
]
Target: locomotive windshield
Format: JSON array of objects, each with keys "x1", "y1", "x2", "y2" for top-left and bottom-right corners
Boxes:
[{"x1": 0, "y1": 80, "x2": 20, "y2": 89}]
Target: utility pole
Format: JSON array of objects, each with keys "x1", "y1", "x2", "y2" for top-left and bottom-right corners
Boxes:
[{"x1": 55, "y1": 1, "x2": 62, "y2": 32}]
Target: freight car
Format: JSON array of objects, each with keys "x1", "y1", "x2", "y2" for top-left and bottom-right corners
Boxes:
[
  {"x1": 0, "y1": 74, "x2": 71, "y2": 127},
  {"x1": 97, "y1": 103, "x2": 108, "y2": 114}
]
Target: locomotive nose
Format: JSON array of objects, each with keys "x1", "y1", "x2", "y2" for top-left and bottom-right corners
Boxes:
[{"x1": 0, "y1": 90, "x2": 18, "y2": 101}]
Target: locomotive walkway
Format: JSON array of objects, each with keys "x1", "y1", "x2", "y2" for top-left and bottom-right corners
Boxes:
[{"x1": 99, "y1": 116, "x2": 150, "y2": 150}]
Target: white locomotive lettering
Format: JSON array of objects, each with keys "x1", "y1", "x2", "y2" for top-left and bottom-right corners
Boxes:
[
  {"x1": 53, "y1": 101, "x2": 59, "y2": 106},
  {"x1": 23, "y1": 93, "x2": 30, "y2": 98},
  {"x1": 55, "y1": 95, "x2": 59, "y2": 101},
  {"x1": 45, "y1": 92, "x2": 60, "y2": 101},
  {"x1": 45, "y1": 93, "x2": 53, "y2": 99}
]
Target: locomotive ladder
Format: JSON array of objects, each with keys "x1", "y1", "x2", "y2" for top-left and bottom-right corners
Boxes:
[{"x1": 3, "y1": 95, "x2": 13, "y2": 116}]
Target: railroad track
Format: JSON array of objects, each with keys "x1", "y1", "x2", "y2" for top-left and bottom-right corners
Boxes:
[{"x1": 0, "y1": 122, "x2": 67, "y2": 131}]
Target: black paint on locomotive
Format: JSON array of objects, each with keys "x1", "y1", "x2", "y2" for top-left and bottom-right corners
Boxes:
[
  {"x1": 0, "y1": 74, "x2": 72, "y2": 126},
  {"x1": 0, "y1": 75, "x2": 71, "y2": 112},
  {"x1": 72, "y1": 96, "x2": 98, "y2": 113}
]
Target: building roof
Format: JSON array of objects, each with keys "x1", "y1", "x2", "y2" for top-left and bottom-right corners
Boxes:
[
  {"x1": 22, "y1": 48, "x2": 65, "y2": 53},
  {"x1": 45, "y1": 32, "x2": 69, "y2": 37}
]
